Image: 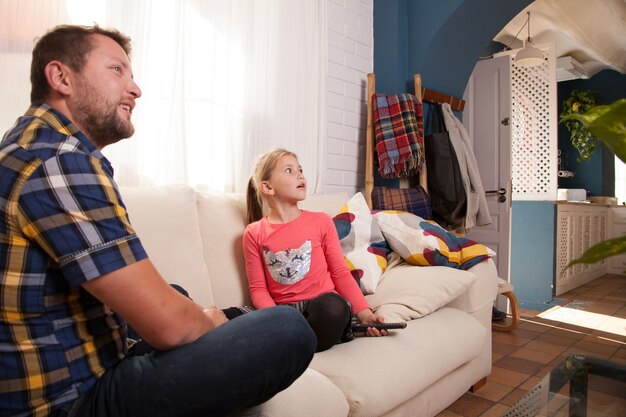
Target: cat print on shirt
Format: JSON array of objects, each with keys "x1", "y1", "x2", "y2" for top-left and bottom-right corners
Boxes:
[{"x1": 263, "y1": 240, "x2": 312, "y2": 285}]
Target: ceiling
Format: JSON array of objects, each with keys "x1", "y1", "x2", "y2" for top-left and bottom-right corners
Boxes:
[{"x1": 494, "y1": 0, "x2": 626, "y2": 80}]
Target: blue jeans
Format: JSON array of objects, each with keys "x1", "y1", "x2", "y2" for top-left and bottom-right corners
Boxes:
[{"x1": 65, "y1": 306, "x2": 316, "y2": 417}]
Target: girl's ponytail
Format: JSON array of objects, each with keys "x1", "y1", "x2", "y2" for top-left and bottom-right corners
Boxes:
[{"x1": 246, "y1": 177, "x2": 263, "y2": 224}]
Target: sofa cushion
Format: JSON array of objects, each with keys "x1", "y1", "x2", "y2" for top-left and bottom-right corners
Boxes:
[
  {"x1": 309, "y1": 307, "x2": 487, "y2": 417},
  {"x1": 332, "y1": 193, "x2": 390, "y2": 294},
  {"x1": 373, "y1": 210, "x2": 493, "y2": 270},
  {"x1": 234, "y1": 368, "x2": 349, "y2": 417},
  {"x1": 365, "y1": 263, "x2": 477, "y2": 322},
  {"x1": 196, "y1": 191, "x2": 251, "y2": 308},
  {"x1": 118, "y1": 185, "x2": 215, "y2": 307}
]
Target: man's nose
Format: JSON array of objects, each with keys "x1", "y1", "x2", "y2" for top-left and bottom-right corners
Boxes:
[{"x1": 129, "y1": 78, "x2": 142, "y2": 98}]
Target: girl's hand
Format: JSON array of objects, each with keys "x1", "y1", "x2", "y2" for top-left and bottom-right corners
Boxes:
[{"x1": 356, "y1": 309, "x2": 388, "y2": 337}]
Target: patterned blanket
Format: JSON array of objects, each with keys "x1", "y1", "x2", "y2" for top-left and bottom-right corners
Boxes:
[{"x1": 372, "y1": 93, "x2": 424, "y2": 178}]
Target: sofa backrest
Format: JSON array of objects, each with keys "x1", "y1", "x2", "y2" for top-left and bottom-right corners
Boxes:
[
  {"x1": 196, "y1": 190, "x2": 249, "y2": 307},
  {"x1": 119, "y1": 185, "x2": 216, "y2": 307},
  {"x1": 119, "y1": 184, "x2": 350, "y2": 309}
]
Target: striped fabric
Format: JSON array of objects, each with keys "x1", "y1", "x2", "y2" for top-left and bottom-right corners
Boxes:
[
  {"x1": 0, "y1": 103, "x2": 148, "y2": 417},
  {"x1": 372, "y1": 93, "x2": 424, "y2": 178},
  {"x1": 371, "y1": 186, "x2": 432, "y2": 220}
]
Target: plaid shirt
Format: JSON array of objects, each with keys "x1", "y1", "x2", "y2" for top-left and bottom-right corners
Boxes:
[{"x1": 0, "y1": 104, "x2": 148, "y2": 417}]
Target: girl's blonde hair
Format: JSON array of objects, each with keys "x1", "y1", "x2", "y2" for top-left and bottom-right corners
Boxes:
[{"x1": 246, "y1": 148, "x2": 298, "y2": 224}]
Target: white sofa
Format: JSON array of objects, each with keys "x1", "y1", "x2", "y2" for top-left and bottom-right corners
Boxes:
[{"x1": 119, "y1": 184, "x2": 498, "y2": 417}]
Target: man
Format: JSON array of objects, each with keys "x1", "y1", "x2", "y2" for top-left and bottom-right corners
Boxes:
[{"x1": 0, "y1": 25, "x2": 316, "y2": 417}]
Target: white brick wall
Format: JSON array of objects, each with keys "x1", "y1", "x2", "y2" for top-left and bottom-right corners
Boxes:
[{"x1": 324, "y1": 0, "x2": 373, "y2": 194}]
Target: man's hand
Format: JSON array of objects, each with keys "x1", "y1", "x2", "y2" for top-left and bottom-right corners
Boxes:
[
  {"x1": 82, "y1": 259, "x2": 224, "y2": 350},
  {"x1": 203, "y1": 307, "x2": 228, "y2": 329}
]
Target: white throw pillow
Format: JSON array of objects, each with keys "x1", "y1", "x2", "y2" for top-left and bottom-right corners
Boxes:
[
  {"x1": 332, "y1": 193, "x2": 390, "y2": 294},
  {"x1": 365, "y1": 263, "x2": 477, "y2": 322}
]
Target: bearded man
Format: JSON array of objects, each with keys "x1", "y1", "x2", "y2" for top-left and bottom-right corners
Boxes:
[{"x1": 0, "y1": 24, "x2": 315, "y2": 417}]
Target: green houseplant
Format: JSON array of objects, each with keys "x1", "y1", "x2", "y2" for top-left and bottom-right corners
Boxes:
[
  {"x1": 560, "y1": 90, "x2": 602, "y2": 162},
  {"x1": 560, "y1": 98, "x2": 626, "y2": 268}
]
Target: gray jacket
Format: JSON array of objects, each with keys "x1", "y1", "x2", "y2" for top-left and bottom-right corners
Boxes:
[{"x1": 441, "y1": 103, "x2": 492, "y2": 231}]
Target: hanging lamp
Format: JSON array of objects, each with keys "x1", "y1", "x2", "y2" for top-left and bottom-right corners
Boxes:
[{"x1": 515, "y1": 12, "x2": 544, "y2": 67}]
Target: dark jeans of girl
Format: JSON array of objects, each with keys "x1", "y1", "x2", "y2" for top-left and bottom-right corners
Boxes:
[
  {"x1": 299, "y1": 292, "x2": 352, "y2": 352},
  {"x1": 63, "y1": 305, "x2": 316, "y2": 417}
]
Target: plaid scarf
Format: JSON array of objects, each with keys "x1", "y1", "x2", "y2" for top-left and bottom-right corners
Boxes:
[{"x1": 372, "y1": 93, "x2": 424, "y2": 178}]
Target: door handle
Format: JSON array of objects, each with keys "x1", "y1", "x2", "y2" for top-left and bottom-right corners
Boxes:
[{"x1": 485, "y1": 188, "x2": 507, "y2": 203}]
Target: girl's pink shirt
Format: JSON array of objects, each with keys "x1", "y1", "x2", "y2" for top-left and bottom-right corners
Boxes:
[{"x1": 243, "y1": 210, "x2": 369, "y2": 314}]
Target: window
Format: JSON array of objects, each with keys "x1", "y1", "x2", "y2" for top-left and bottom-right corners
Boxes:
[{"x1": 0, "y1": 0, "x2": 327, "y2": 192}]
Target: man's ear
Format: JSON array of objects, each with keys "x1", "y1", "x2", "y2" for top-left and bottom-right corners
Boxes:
[
  {"x1": 260, "y1": 181, "x2": 274, "y2": 196},
  {"x1": 44, "y1": 60, "x2": 73, "y2": 96}
]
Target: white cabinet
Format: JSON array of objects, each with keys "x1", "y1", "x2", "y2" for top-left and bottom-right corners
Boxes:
[
  {"x1": 555, "y1": 204, "x2": 608, "y2": 295},
  {"x1": 608, "y1": 207, "x2": 626, "y2": 274}
]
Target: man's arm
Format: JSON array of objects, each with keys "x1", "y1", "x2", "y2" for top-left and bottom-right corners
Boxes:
[{"x1": 82, "y1": 258, "x2": 227, "y2": 350}]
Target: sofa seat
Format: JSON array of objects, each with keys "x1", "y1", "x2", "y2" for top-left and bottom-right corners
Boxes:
[
  {"x1": 309, "y1": 307, "x2": 486, "y2": 417},
  {"x1": 238, "y1": 368, "x2": 350, "y2": 417}
]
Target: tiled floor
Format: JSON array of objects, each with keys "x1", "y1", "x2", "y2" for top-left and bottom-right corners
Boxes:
[{"x1": 437, "y1": 273, "x2": 626, "y2": 417}]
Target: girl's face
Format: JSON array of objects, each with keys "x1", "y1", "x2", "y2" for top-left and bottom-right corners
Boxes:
[{"x1": 264, "y1": 154, "x2": 307, "y2": 201}]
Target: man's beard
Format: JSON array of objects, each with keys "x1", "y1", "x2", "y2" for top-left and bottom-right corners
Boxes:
[{"x1": 73, "y1": 76, "x2": 135, "y2": 148}]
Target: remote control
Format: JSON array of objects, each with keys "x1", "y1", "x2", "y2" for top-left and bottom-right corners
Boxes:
[{"x1": 351, "y1": 322, "x2": 407, "y2": 332}]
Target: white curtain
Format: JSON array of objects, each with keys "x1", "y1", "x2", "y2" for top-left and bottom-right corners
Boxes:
[{"x1": 0, "y1": 0, "x2": 327, "y2": 193}]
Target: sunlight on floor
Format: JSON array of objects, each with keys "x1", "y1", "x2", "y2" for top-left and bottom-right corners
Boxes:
[{"x1": 539, "y1": 306, "x2": 626, "y2": 337}]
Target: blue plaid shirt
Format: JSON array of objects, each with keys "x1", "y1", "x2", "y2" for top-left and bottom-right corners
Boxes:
[{"x1": 0, "y1": 104, "x2": 148, "y2": 417}]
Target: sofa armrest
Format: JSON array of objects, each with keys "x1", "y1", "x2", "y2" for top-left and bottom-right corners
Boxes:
[{"x1": 445, "y1": 258, "x2": 498, "y2": 314}]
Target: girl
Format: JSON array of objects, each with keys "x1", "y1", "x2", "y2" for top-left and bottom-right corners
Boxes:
[{"x1": 243, "y1": 148, "x2": 387, "y2": 352}]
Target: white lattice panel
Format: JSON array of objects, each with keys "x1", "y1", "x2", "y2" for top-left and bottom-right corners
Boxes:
[
  {"x1": 555, "y1": 205, "x2": 608, "y2": 295},
  {"x1": 501, "y1": 44, "x2": 558, "y2": 201}
]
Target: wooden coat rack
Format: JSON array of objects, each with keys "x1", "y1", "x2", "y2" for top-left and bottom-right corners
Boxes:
[
  {"x1": 421, "y1": 85, "x2": 465, "y2": 112},
  {"x1": 364, "y1": 73, "x2": 465, "y2": 209}
]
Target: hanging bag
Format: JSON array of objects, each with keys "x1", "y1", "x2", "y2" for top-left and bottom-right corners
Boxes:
[{"x1": 424, "y1": 104, "x2": 466, "y2": 229}]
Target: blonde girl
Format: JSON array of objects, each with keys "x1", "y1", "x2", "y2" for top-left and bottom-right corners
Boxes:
[{"x1": 243, "y1": 148, "x2": 386, "y2": 352}]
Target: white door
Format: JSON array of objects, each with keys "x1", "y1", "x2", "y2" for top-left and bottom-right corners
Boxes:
[{"x1": 462, "y1": 55, "x2": 512, "y2": 281}]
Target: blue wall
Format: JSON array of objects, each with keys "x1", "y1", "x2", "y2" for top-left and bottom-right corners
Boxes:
[
  {"x1": 510, "y1": 201, "x2": 558, "y2": 309},
  {"x1": 557, "y1": 69, "x2": 626, "y2": 197},
  {"x1": 373, "y1": 0, "x2": 531, "y2": 97},
  {"x1": 372, "y1": 0, "x2": 531, "y2": 189}
]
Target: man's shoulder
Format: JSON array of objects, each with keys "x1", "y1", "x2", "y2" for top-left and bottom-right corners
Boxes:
[
  {"x1": 3, "y1": 118, "x2": 85, "y2": 160},
  {"x1": 2, "y1": 104, "x2": 98, "y2": 160}
]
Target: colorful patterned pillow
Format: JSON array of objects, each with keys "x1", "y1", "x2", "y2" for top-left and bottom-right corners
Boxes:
[
  {"x1": 333, "y1": 193, "x2": 390, "y2": 294},
  {"x1": 373, "y1": 210, "x2": 494, "y2": 270}
]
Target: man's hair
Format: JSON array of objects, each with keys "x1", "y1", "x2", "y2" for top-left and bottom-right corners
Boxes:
[{"x1": 30, "y1": 24, "x2": 132, "y2": 103}]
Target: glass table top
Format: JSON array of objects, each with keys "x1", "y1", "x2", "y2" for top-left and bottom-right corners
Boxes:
[{"x1": 503, "y1": 353, "x2": 626, "y2": 417}]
